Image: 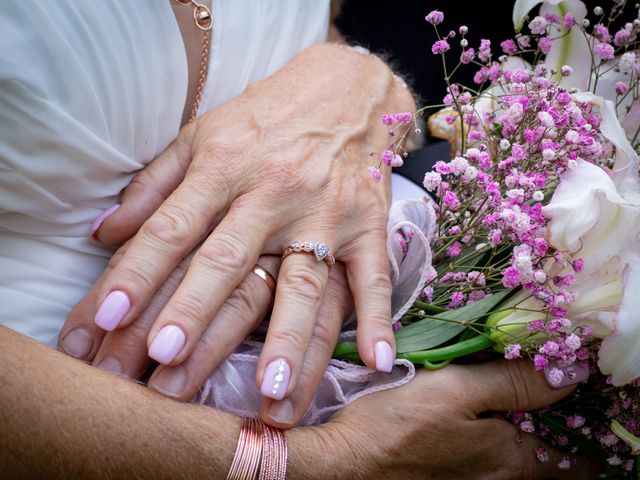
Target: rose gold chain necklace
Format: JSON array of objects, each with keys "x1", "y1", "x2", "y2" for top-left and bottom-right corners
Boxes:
[{"x1": 174, "y1": 0, "x2": 213, "y2": 122}]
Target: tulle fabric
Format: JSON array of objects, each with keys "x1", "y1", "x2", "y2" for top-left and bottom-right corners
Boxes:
[{"x1": 197, "y1": 198, "x2": 436, "y2": 426}]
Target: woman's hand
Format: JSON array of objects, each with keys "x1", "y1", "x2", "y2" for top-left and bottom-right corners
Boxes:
[
  {"x1": 88, "y1": 43, "x2": 415, "y2": 404},
  {"x1": 59, "y1": 242, "x2": 354, "y2": 428},
  {"x1": 290, "y1": 360, "x2": 601, "y2": 480}
]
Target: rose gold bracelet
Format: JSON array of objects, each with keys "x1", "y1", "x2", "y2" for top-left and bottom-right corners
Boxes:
[{"x1": 227, "y1": 417, "x2": 288, "y2": 480}]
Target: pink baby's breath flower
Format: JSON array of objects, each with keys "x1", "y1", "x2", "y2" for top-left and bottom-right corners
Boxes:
[
  {"x1": 534, "y1": 354, "x2": 549, "y2": 370},
  {"x1": 381, "y1": 150, "x2": 394, "y2": 166},
  {"x1": 616, "y1": 81, "x2": 629, "y2": 95},
  {"x1": 566, "y1": 415, "x2": 586, "y2": 429},
  {"x1": 502, "y1": 266, "x2": 520, "y2": 288},
  {"x1": 557, "y1": 457, "x2": 572, "y2": 470},
  {"x1": 535, "y1": 448, "x2": 549, "y2": 463},
  {"x1": 538, "y1": 36, "x2": 552, "y2": 54},
  {"x1": 563, "y1": 12, "x2": 574, "y2": 30},
  {"x1": 504, "y1": 343, "x2": 522, "y2": 360},
  {"x1": 421, "y1": 286, "x2": 434, "y2": 302},
  {"x1": 560, "y1": 65, "x2": 573, "y2": 76},
  {"x1": 423, "y1": 171, "x2": 442, "y2": 191},
  {"x1": 546, "y1": 367, "x2": 565, "y2": 386},
  {"x1": 519, "y1": 419, "x2": 535, "y2": 433},
  {"x1": 446, "y1": 241, "x2": 463, "y2": 257},
  {"x1": 391, "y1": 154, "x2": 404, "y2": 168},
  {"x1": 529, "y1": 16, "x2": 548, "y2": 34},
  {"x1": 595, "y1": 42, "x2": 615, "y2": 60},
  {"x1": 432, "y1": 39, "x2": 450, "y2": 55},
  {"x1": 460, "y1": 47, "x2": 475, "y2": 64},
  {"x1": 593, "y1": 23, "x2": 611, "y2": 42},
  {"x1": 448, "y1": 291, "x2": 466, "y2": 308},
  {"x1": 434, "y1": 160, "x2": 451, "y2": 175},
  {"x1": 425, "y1": 10, "x2": 444, "y2": 25},
  {"x1": 368, "y1": 166, "x2": 382, "y2": 183},
  {"x1": 443, "y1": 190, "x2": 461, "y2": 210},
  {"x1": 478, "y1": 39, "x2": 491, "y2": 62},
  {"x1": 381, "y1": 114, "x2": 395, "y2": 126},
  {"x1": 467, "y1": 271, "x2": 485, "y2": 286},
  {"x1": 500, "y1": 39, "x2": 517, "y2": 55}
]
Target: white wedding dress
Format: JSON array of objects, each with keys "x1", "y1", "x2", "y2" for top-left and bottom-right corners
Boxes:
[
  {"x1": 0, "y1": 0, "x2": 333, "y2": 342},
  {"x1": 0, "y1": 0, "x2": 426, "y2": 425}
]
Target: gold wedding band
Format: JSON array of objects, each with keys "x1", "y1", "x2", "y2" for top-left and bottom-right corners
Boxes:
[{"x1": 251, "y1": 265, "x2": 277, "y2": 294}]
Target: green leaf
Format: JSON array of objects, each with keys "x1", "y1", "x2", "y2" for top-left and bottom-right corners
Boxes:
[{"x1": 395, "y1": 290, "x2": 510, "y2": 353}]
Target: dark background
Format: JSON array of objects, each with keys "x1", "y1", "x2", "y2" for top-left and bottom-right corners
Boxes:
[{"x1": 334, "y1": 0, "x2": 633, "y2": 184}]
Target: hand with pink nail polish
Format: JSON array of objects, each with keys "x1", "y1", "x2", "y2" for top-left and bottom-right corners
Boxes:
[{"x1": 59, "y1": 238, "x2": 359, "y2": 429}]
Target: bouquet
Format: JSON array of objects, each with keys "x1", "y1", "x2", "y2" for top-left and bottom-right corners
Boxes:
[{"x1": 336, "y1": 0, "x2": 640, "y2": 476}]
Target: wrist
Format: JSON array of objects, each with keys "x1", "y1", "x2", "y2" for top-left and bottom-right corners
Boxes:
[{"x1": 286, "y1": 424, "x2": 367, "y2": 480}]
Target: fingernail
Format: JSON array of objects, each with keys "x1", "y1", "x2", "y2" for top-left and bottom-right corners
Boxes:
[
  {"x1": 545, "y1": 363, "x2": 590, "y2": 389},
  {"x1": 148, "y1": 325, "x2": 186, "y2": 364},
  {"x1": 267, "y1": 399, "x2": 295, "y2": 425},
  {"x1": 261, "y1": 358, "x2": 291, "y2": 400},
  {"x1": 95, "y1": 290, "x2": 130, "y2": 331},
  {"x1": 374, "y1": 341, "x2": 394, "y2": 372},
  {"x1": 90, "y1": 204, "x2": 120, "y2": 238},
  {"x1": 150, "y1": 367, "x2": 186, "y2": 397},
  {"x1": 96, "y1": 356, "x2": 123, "y2": 376},
  {"x1": 61, "y1": 328, "x2": 94, "y2": 359}
]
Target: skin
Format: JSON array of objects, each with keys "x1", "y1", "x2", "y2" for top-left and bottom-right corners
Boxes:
[
  {"x1": 83, "y1": 42, "x2": 415, "y2": 418},
  {"x1": 2, "y1": 325, "x2": 600, "y2": 479}
]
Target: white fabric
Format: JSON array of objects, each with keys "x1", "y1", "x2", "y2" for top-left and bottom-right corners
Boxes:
[{"x1": 0, "y1": 0, "x2": 330, "y2": 343}]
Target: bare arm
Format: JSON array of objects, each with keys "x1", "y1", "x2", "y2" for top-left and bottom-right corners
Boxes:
[{"x1": 0, "y1": 326, "x2": 317, "y2": 479}]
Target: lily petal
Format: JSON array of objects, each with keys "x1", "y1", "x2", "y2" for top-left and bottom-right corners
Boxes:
[
  {"x1": 541, "y1": 0, "x2": 591, "y2": 89},
  {"x1": 571, "y1": 92, "x2": 640, "y2": 190},
  {"x1": 513, "y1": 0, "x2": 543, "y2": 32},
  {"x1": 598, "y1": 259, "x2": 640, "y2": 385}
]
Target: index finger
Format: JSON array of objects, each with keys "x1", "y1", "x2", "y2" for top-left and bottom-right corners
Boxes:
[{"x1": 93, "y1": 177, "x2": 228, "y2": 332}]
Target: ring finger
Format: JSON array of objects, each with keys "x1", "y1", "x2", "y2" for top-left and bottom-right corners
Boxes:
[{"x1": 148, "y1": 256, "x2": 280, "y2": 399}]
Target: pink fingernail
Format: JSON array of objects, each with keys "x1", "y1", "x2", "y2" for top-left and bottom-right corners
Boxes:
[
  {"x1": 374, "y1": 341, "x2": 394, "y2": 372},
  {"x1": 261, "y1": 359, "x2": 291, "y2": 400},
  {"x1": 148, "y1": 325, "x2": 186, "y2": 365},
  {"x1": 95, "y1": 290, "x2": 130, "y2": 331},
  {"x1": 545, "y1": 363, "x2": 590, "y2": 389},
  {"x1": 90, "y1": 204, "x2": 120, "y2": 238}
]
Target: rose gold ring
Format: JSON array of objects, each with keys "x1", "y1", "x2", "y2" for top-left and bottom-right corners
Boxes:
[
  {"x1": 251, "y1": 265, "x2": 276, "y2": 294},
  {"x1": 281, "y1": 241, "x2": 335, "y2": 271}
]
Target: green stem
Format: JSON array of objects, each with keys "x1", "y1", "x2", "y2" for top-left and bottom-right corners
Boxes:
[
  {"x1": 412, "y1": 301, "x2": 446, "y2": 314},
  {"x1": 397, "y1": 334, "x2": 494, "y2": 365}
]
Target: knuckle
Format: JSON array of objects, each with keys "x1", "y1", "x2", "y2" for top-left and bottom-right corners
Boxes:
[
  {"x1": 268, "y1": 327, "x2": 308, "y2": 353},
  {"x1": 502, "y1": 361, "x2": 530, "y2": 409},
  {"x1": 195, "y1": 233, "x2": 252, "y2": 273},
  {"x1": 169, "y1": 295, "x2": 211, "y2": 326},
  {"x1": 366, "y1": 271, "x2": 393, "y2": 294},
  {"x1": 113, "y1": 260, "x2": 157, "y2": 293},
  {"x1": 281, "y1": 265, "x2": 324, "y2": 305},
  {"x1": 224, "y1": 280, "x2": 263, "y2": 321},
  {"x1": 309, "y1": 319, "x2": 339, "y2": 351},
  {"x1": 142, "y1": 208, "x2": 195, "y2": 247}
]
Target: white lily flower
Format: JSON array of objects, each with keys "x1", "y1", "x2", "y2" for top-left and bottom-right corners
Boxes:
[{"x1": 543, "y1": 94, "x2": 640, "y2": 385}]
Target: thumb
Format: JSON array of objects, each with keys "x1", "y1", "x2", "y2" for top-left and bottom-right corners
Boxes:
[
  {"x1": 92, "y1": 121, "x2": 197, "y2": 246},
  {"x1": 463, "y1": 359, "x2": 581, "y2": 414}
]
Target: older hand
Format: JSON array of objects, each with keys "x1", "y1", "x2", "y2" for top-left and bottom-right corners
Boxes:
[
  {"x1": 292, "y1": 360, "x2": 601, "y2": 480},
  {"x1": 88, "y1": 43, "x2": 415, "y2": 405},
  {"x1": 59, "y1": 242, "x2": 354, "y2": 428}
]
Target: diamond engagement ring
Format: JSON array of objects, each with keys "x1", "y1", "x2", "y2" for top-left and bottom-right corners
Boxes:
[{"x1": 282, "y1": 241, "x2": 335, "y2": 270}]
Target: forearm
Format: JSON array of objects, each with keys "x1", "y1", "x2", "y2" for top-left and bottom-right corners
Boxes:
[
  {"x1": 0, "y1": 326, "x2": 238, "y2": 478},
  {"x1": 0, "y1": 326, "x2": 333, "y2": 479}
]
